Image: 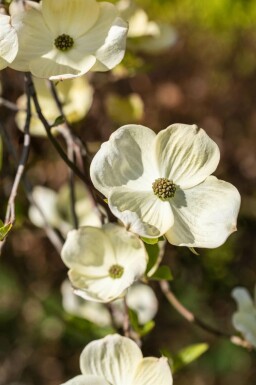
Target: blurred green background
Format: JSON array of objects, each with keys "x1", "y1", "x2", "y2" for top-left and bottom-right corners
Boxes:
[{"x1": 1, "y1": 0, "x2": 256, "y2": 384}]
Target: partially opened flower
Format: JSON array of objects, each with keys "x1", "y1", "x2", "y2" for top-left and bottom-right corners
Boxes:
[
  {"x1": 90, "y1": 123, "x2": 241, "y2": 248},
  {"x1": 62, "y1": 334, "x2": 173, "y2": 385},
  {"x1": 117, "y1": 0, "x2": 177, "y2": 53},
  {"x1": 61, "y1": 280, "x2": 158, "y2": 327},
  {"x1": 61, "y1": 224, "x2": 148, "y2": 302},
  {"x1": 126, "y1": 283, "x2": 158, "y2": 324},
  {"x1": 29, "y1": 184, "x2": 101, "y2": 235},
  {"x1": 231, "y1": 286, "x2": 256, "y2": 348},
  {"x1": 10, "y1": 0, "x2": 128, "y2": 80},
  {"x1": 16, "y1": 76, "x2": 93, "y2": 136},
  {"x1": 61, "y1": 280, "x2": 112, "y2": 327},
  {"x1": 0, "y1": 14, "x2": 18, "y2": 70}
]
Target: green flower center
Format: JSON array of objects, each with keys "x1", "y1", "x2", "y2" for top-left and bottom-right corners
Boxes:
[
  {"x1": 109, "y1": 264, "x2": 124, "y2": 279},
  {"x1": 54, "y1": 34, "x2": 74, "y2": 51},
  {"x1": 152, "y1": 178, "x2": 177, "y2": 200}
]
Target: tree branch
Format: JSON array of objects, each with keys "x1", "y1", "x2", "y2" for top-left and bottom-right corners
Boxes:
[{"x1": 160, "y1": 280, "x2": 253, "y2": 350}]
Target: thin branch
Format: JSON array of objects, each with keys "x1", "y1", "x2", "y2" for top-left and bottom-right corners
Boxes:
[
  {"x1": 0, "y1": 97, "x2": 21, "y2": 112},
  {"x1": 49, "y1": 80, "x2": 107, "y2": 226},
  {"x1": 123, "y1": 296, "x2": 131, "y2": 338},
  {"x1": 56, "y1": 125, "x2": 79, "y2": 229},
  {"x1": 26, "y1": 73, "x2": 92, "y2": 187},
  {"x1": 160, "y1": 280, "x2": 253, "y2": 350},
  {"x1": 5, "y1": 74, "x2": 31, "y2": 224},
  {"x1": 0, "y1": 122, "x2": 63, "y2": 254}
]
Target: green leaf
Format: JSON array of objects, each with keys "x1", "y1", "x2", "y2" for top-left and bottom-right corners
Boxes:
[
  {"x1": 139, "y1": 320, "x2": 155, "y2": 336},
  {"x1": 171, "y1": 343, "x2": 209, "y2": 372},
  {"x1": 128, "y1": 308, "x2": 140, "y2": 331},
  {"x1": 51, "y1": 115, "x2": 65, "y2": 127},
  {"x1": 150, "y1": 265, "x2": 173, "y2": 281},
  {"x1": 0, "y1": 221, "x2": 13, "y2": 241},
  {"x1": 145, "y1": 243, "x2": 160, "y2": 274},
  {"x1": 128, "y1": 308, "x2": 155, "y2": 337},
  {"x1": 141, "y1": 236, "x2": 159, "y2": 245},
  {"x1": 188, "y1": 247, "x2": 200, "y2": 256}
]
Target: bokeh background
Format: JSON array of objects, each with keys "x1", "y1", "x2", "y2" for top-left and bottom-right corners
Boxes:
[{"x1": 0, "y1": 0, "x2": 256, "y2": 384}]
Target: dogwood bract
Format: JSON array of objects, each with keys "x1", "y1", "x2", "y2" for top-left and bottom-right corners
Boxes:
[
  {"x1": 10, "y1": 0, "x2": 128, "y2": 80},
  {"x1": 232, "y1": 286, "x2": 256, "y2": 348},
  {"x1": 62, "y1": 334, "x2": 173, "y2": 385},
  {"x1": 0, "y1": 14, "x2": 18, "y2": 70},
  {"x1": 61, "y1": 224, "x2": 148, "y2": 302},
  {"x1": 90, "y1": 123, "x2": 241, "y2": 248}
]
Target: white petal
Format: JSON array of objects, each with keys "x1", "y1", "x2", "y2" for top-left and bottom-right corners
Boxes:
[
  {"x1": 42, "y1": 0, "x2": 100, "y2": 37},
  {"x1": 154, "y1": 123, "x2": 220, "y2": 189},
  {"x1": 61, "y1": 374, "x2": 109, "y2": 385},
  {"x1": 75, "y1": 3, "x2": 118, "y2": 52},
  {"x1": 0, "y1": 15, "x2": 18, "y2": 65},
  {"x1": 90, "y1": 124, "x2": 158, "y2": 197},
  {"x1": 232, "y1": 287, "x2": 255, "y2": 312},
  {"x1": 61, "y1": 227, "x2": 115, "y2": 272},
  {"x1": 104, "y1": 223, "x2": 147, "y2": 264},
  {"x1": 29, "y1": 54, "x2": 96, "y2": 80},
  {"x1": 109, "y1": 188, "x2": 174, "y2": 238},
  {"x1": 72, "y1": 272, "x2": 133, "y2": 303},
  {"x1": 28, "y1": 186, "x2": 60, "y2": 228},
  {"x1": 132, "y1": 357, "x2": 173, "y2": 385},
  {"x1": 10, "y1": 3, "x2": 52, "y2": 72},
  {"x1": 232, "y1": 313, "x2": 256, "y2": 348},
  {"x1": 127, "y1": 284, "x2": 158, "y2": 324},
  {"x1": 92, "y1": 17, "x2": 128, "y2": 71},
  {"x1": 165, "y1": 176, "x2": 241, "y2": 248},
  {"x1": 80, "y1": 334, "x2": 143, "y2": 384}
]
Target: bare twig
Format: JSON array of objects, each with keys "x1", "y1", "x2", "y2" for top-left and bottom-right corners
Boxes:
[
  {"x1": 49, "y1": 80, "x2": 108, "y2": 226},
  {"x1": 160, "y1": 280, "x2": 253, "y2": 350},
  {"x1": 123, "y1": 296, "x2": 131, "y2": 338},
  {"x1": 26, "y1": 73, "x2": 91, "y2": 187},
  {"x1": 5, "y1": 74, "x2": 31, "y2": 224},
  {"x1": 0, "y1": 122, "x2": 63, "y2": 253}
]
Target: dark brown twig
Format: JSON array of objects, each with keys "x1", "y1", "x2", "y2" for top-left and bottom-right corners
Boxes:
[{"x1": 160, "y1": 280, "x2": 252, "y2": 350}]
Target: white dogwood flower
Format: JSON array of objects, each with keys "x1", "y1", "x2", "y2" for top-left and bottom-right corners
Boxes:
[
  {"x1": 29, "y1": 184, "x2": 102, "y2": 235},
  {"x1": 61, "y1": 224, "x2": 148, "y2": 302},
  {"x1": 232, "y1": 286, "x2": 256, "y2": 348},
  {"x1": 62, "y1": 334, "x2": 173, "y2": 385},
  {"x1": 10, "y1": 0, "x2": 128, "y2": 80},
  {"x1": 117, "y1": 0, "x2": 177, "y2": 53},
  {"x1": 90, "y1": 123, "x2": 241, "y2": 248},
  {"x1": 0, "y1": 14, "x2": 18, "y2": 70}
]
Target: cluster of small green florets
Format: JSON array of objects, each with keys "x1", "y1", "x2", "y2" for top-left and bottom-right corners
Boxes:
[{"x1": 152, "y1": 177, "x2": 176, "y2": 200}]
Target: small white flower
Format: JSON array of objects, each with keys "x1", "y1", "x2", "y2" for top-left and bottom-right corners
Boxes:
[
  {"x1": 117, "y1": 0, "x2": 177, "y2": 53},
  {"x1": 231, "y1": 286, "x2": 256, "y2": 348},
  {"x1": 29, "y1": 184, "x2": 101, "y2": 235},
  {"x1": 61, "y1": 280, "x2": 158, "y2": 327},
  {"x1": 90, "y1": 123, "x2": 241, "y2": 248},
  {"x1": 0, "y1": 14, "x2": 18, "y2": 70},
  {"x1": 61, "y1": 280, "x2": 112, "y2": 327},
  {"x1": 10, "y1": 0, "x2": 128, "y2": 80},
  {"x1": 61, "y1": 224, "x2": 148, "y2": 303},
  {"x1": 62, "y1": 334, "x2": 173, "y2": 385},
  {"x1": 126, "y1": 283, "x2": 158, "y2": 324},
  {"x1": 16, "y1": 76, "x2": 93, "y2": 136}
]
